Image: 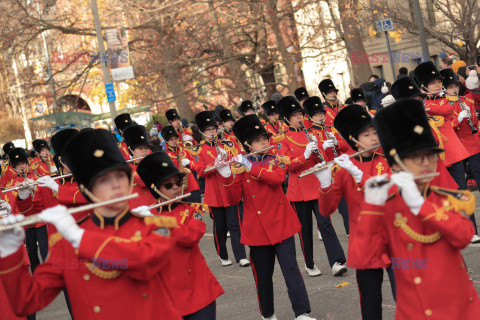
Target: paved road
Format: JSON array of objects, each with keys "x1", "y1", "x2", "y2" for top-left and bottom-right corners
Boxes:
[{"x1": 36, "y1": 197, "x2": 480, "y2": 320}]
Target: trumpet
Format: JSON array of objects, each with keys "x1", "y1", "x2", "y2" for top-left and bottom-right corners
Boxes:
[
  {"x1": 0, "y1": 193, "x2": 139, "y2": 232},
  {"x1": 299, "y1": 144, "x2": 381, "y2": 178},
  {"x1": 368, "y1": 172, "x2": 439, "y2": 187},
  {"x1": 204, "y1": 145, "x2": 274, "y2": 173},
  {"x1": 179, "y1": 128, "x2": 193, "y2": 148},
  {"x1": 1, "y1": 156, "x2": 147, "y2": 193}
]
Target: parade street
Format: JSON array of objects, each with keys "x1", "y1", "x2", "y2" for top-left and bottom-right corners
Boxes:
[{"x1": 38, "y1": 196, "x2": 480, "y2": 320}]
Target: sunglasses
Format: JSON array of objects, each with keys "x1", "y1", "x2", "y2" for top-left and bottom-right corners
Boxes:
[{"x1": 161, "y1": 178, "x2": 183, "y2": 190}]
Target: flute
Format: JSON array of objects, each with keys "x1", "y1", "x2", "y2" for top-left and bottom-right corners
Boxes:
[
  {"x1": 299, "y1": 144, "x2": 381, "y2": 178},
  {"x1": 1, "y1": 156, "x2": 146, "y2": 193},
  {"x1": 147, "y1": 193, "x2": 191, "y2": 210},
  {"x1": 0, "y1": 193, "x2": 139, "y2": 232},
  {"x1": 369, "y1": 172, "x2": 439, "y2": 187},
  {"x1": 204, "y1": 145, "x2": 274, "y2": 173}
]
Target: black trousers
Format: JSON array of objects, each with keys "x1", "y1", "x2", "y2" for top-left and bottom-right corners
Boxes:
[
  {"x1": 210, "y1": 205, "x2": 246, "y2": 262},
  {"x1": 183, "y1": 301, "x2": 216, "y2": 320},
  {"x1": 184, "y1": 190, "x2": 202, "y2": 203},
  {"x1": 25, "y1": 225, "x2": 48, "y2": 273},
  {"x1": 249, "y1": 236, "x2": 311, "y2": 318},
  {"x1": 293, "y1": 200, "x2": 346, "y2": 268},
  {"x1": 447, "y1": 160, "x2": 478, "y2": 233},
  {"x1": 337, "y1": 196, "x2": 350, "y2": 235},
  {"x1": 356, "y1": 268, "x2": 396, "y2": 320}
]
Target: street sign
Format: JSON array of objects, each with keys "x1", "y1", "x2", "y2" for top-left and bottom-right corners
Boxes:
[
  {"x1": 376, "y1": 19, "x2": 394, "y2": 33},
  {"x1": 53, "y1": 123, "x2": 77, "y2": 131},
  {"x1": 105, "y1": 83, "x2": 116, "y2": 102}
]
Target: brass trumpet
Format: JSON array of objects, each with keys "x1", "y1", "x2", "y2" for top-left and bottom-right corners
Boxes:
[{"x1": 0, "y1": 193, "x2": 139, "y2": 232}]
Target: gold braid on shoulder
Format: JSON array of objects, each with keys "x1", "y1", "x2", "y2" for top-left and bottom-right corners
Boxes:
[{"x1": 394, "y1": 213, "x2": 442, "y2": 243}]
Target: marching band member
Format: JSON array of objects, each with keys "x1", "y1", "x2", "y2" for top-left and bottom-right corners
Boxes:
[
  {"x1": 136, "y1": 151, "x2": 225, "y2": 319},
  {"x1": 113, "y1": 113, "x2": 134, "y2": 160},
  {"x1": 276, "y1": 96, "x2": 346, "y2": 277},
  {"x1": 237, "y1": 100, "x2": 256, "y2": 117},
  {"x1": 29, "y1": 139, "x2": 57, "y2": 176},
  {"x1": 0, "y1": 129, "x2": 181, "y2": 319},
  {"x1": 262, "y1": 100, "x2": 288, "y2": 152},
  {"x1": 1, "y1": 142, "x2": 16, "y2": 188},
  {"x1": 220, "y1": 114, "x2": 315, "y2": 320},
  {"x1": 440, "y1": 68, "x2": 480, "y2": 243},
  {"x1": 219, "y1": 109, "x2": 243, "y2": 153},
  {"x1": 162, "y1": 125, "x2": 201, "y2": 203},
  {"x1": 312, "y1": 105, "x2": 395, "y2": 319},
  {"x1": 190, "y1": 111, "x2": 249, "y2": 267},
  {"x1": 318, "y1": 79, "x2": 344, "y2": 127},
  {"x1": 357, "y1": 99, "x2": 480, "y2": 319},
  {"x1": 166, "y1": 109, "x2": 194, "y2": 146}
]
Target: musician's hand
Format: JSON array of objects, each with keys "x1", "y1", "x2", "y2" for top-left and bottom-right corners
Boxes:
[
  {"x1": 458, "y1": 110, "x2": 470, "y2": 123},
  {"x1": 322, "y1": 140, "x2": 335, "y2": 151},
  {"x1": 214, "y1": 157, "x2": 232, "y2": 178},
  {"x1": 327, "y1": 132, "x2": 338, "y2": 145},
  {"x1": 365, "y1": 174, "x2": 392, "y2": 206},
  {"x1": 0, "y1": 214, "x2": 25, "y2": 258},
  {"x1": 217, "y1": 148, "x2": 227, "y2": 160},
  {"x1": 37, "y1": 176, "x2": 59, "y2": 193},
  {"x1": 390, "y1": 172, "x2": 424, "y2": 215},
  {"x1": 39, "y1": 205, "x2": 84, "y2": 249},
  {"x1": 50, "y1": 166, "x2": 59, "y2": 174},
  {"x1": 304, "y1": 142, "x2": 318, "y2": 160},
  {"x1": 132, "y1": 205, "x2": 154, "y2": 217},
  {"x1": 181, "y1": 158, "x2": 190, "y2": 167},
  {"x1": 0, "y1": 200, "x2": 12, "y2": 215},
  {"x1": 233, "y1": 155, "x2": 252, "y2": 171},
  {"x1": 308, "y1": 134, "x2": 318, "y2": 143},
  {"x1": 18, "y1": 179, "x2": 36, "y2": 200},
  {"x1": 313, "y1": 162, "x2": 333, "y2": 189},
  {"x1": 183, "y1": 134, "x2": 193, "y2": 142},
  {"x1": 334, "y1": 154, "x2": 363, "y2": 183}
]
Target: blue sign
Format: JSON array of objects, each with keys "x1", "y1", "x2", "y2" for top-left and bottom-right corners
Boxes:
[
  {"x1": 105, "y1": 83, "x2": 116, "y2": 102},
  {"x1": 376, "y1": 19, "x2": 394, "y2": 32},
  {"x1": 53, "y1": 123, "x2": 77, "y2": 131}
]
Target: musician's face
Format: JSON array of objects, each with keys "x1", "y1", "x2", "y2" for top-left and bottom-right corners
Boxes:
[
  {"x1": 171, "y1": 119, "x2": 182, "y2": 129},
  {"x1": 311, "y1": 112, "x2": 326, "y2": 123},
  {"x1": 446, "y1": 84, "x2": 459, "y2": 96},
  {"x1": 356, "y1": 99, "x2": 366, "y2": 107},
  {"x1": 224, "y1": 120, "x2": 234, "y2": 131},
  {"x1": 267, "y1": 112, "x2": 279, "y2": 123},
  {"x1": 356, "y1": 126, "x2": 379, "y2": 154},
  {"x1": 14, "y1": 162, "x2": 27, "y2": 172},
  {"x1": 288, "y1": 111, "x2": 304, "y2": 128},
  {"x1": 39, "y1": 148, "x2": 50, "y2": 159},
  {"x1": 167, "y1": 136, "x2": 179, "y2": 147},
  {"x1": 91, "y1": 169, "x2": 130, "y2": 216},
  {"x1": 203, "y1": 126, "x2": 217, "y2": 139},
  {"x1": 427, "y1": 79, "x2": 442, "y2": 93},
  {"x1": 394, "y1": 150, "x2": 438, "y2": 191},
  {"x1": 325, "y1": 90, "x2": 337, "y2": 100},
  {"x1": 132, "y1": 145, "x2": 151, "y2": 159},
  {"x1": 158, "y1": 175, "x2": 183, "y2": 200},
  {"x1": 250, "y1": 135, "x2": 270, "y2": 153},
  {"x1": 245, "y1": 109, "x2": 256, "y2": 115}
]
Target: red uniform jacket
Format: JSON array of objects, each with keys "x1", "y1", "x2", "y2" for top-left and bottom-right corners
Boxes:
[
  {"x1": 279, "y1": 127, "x2": 325, "y2": 202},
  {"x1": 318, "y1": 153, "x2": 390, "y2": 268},
  {"x1": 323, "y1": 101, "x2": 343, "y2": 127},
  {"x1": 1, "y1": 164, "x2": 17, "y2": 188},
  {"x1": 354, "y1": 186, "x2": 480, "y2": 319},
  {"x1": 156, "y1": 202, "x2": 224, "y2": 315},
  {"x1": 165, "y1": 146, "x2": 200, "y2": 194},
  {"x1": 308, "y1": 124, "x2": 349, "y2": 161},
  {"x1": 129, "y1": 163, "x2": 158, "y2": 210},
  {"x1": 425, "y1": 97, "x2": 470, "y2": 166},
  {"x1": 222, "y1": 154, "x2": 301, "y2": 246},
  {"x1": 449, "y1": 96, "x2": 480, "y2": 156},
  {"x1": 264, "y1": 121, "x2": 288, "y2": 155},
  {"x1": 118, "y1": 140, "x2": 131, "y2": 160},
  {"x1": 0, "y1": 210, "x2": 180, "y2": 320},
  {"x1": 29, "y1": 157, "x2": 54, "y2": 177},
  {"x1": 57, "y1": 179, "x2": 88, "y2": 207},
  {"x1": 223, "y1": 130, "x2": 244, "y2": 154},
  {"x1": 190, "y1": 140, "x2": 239, "y2": 207}
]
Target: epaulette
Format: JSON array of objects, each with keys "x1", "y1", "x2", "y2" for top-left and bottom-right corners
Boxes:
[
  {"x1": 276, "y1": 155, "x2": 290, "y2": 165},
  {"x1": 464, "y1": 97, "x2": 474, "y2": 104},
  {"x1": 271, "y1": 133, "x2": 285, "y2": 143},
  {"x1": 144, "y1": 215, "x2": 178, "y2": 228},
  {"x1": 48, "y1": 232, "x2": 63, "y2": 248},
  {"x1": 29, "y1": 162, "x2": 40, "y2": 170},
  {"x1": 189, "y1": 144, "x2": 202, "y2": 156},
  {"x1": 231, "y1": 163, "x2": 246, "y2": 175},
  {"x1": 190, "y1": 202, "x2": 210, "y2": 215},
  {"x1": 220, "y1": 140, "x2": 234, "y2": 148},
  {"x1": 430, "y1": 186, "x2": 476, "y2": 215}
]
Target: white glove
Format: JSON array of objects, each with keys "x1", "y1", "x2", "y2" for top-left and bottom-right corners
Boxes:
[
  {"x1": 217, "y1": 147, "x2": 227, "y2": 160},
  {"x1": 334, "y1": 154, "x2": 363, "y2": 183},
  {"x1": 39, "y1": 205, "x2": 85, "y2": 249},
  {"x1": 49, "y1": 166, "x2": 58, "y2": 174},
  {"x1": 181, "y1": 158, "x2": 190, "y2": 167},
  {"x1": 313, "y1": 162, "x2": 333, "y2": 189},
  {"x1": 0, "y1": 214, "x2": 25, "y2": 258},
  {"x1": 214, "y1": 157, "x2": 231, "y2": 178},
  {"x1": 0, "y1": 200, "x2": 12, "y2": 215},
  {"x1": 233, "y1": 154, "x2": 252, "y2": 171},
  {"x1": 308, "y1": 134, "x2": 318, "y2": 143},
  {"x1": 37, "y1": 176, "x2": 59, "y2": 193},
  {"x1": 304, "y1": 142, "x2": 318, "y2": 160},
  {"x1": 390, "y1": 172, "x2": 425, "y2": 215},
  {"x1": 364, "y1": 174, "x2": 393, "y2": 206},
  {"x1": 132, "y1": 205, "x2": 154, "y2": 217},
  {"x1": 327, "y1": 132, "x2": 338, "y2": 145},
  {"x1": 322, "y1": 140, "x2": 336, "y2": 151},
  {"x1": 183, "y1": 134, "x2": 193, "y2": 142},
  {"x1": 18, "y1": 179, "x2": 36, "y2": 200},
  {"x1": 458, "y1": 110, "x2": 470, "y2": 123}
]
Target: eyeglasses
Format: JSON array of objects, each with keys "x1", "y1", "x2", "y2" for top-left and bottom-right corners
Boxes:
[
  {"x1": 161, "y1": 178, "x2": 183, "y2": 190},
  {"x1": 404, "y1": 152, "x2": 438, "y2": 165}
]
